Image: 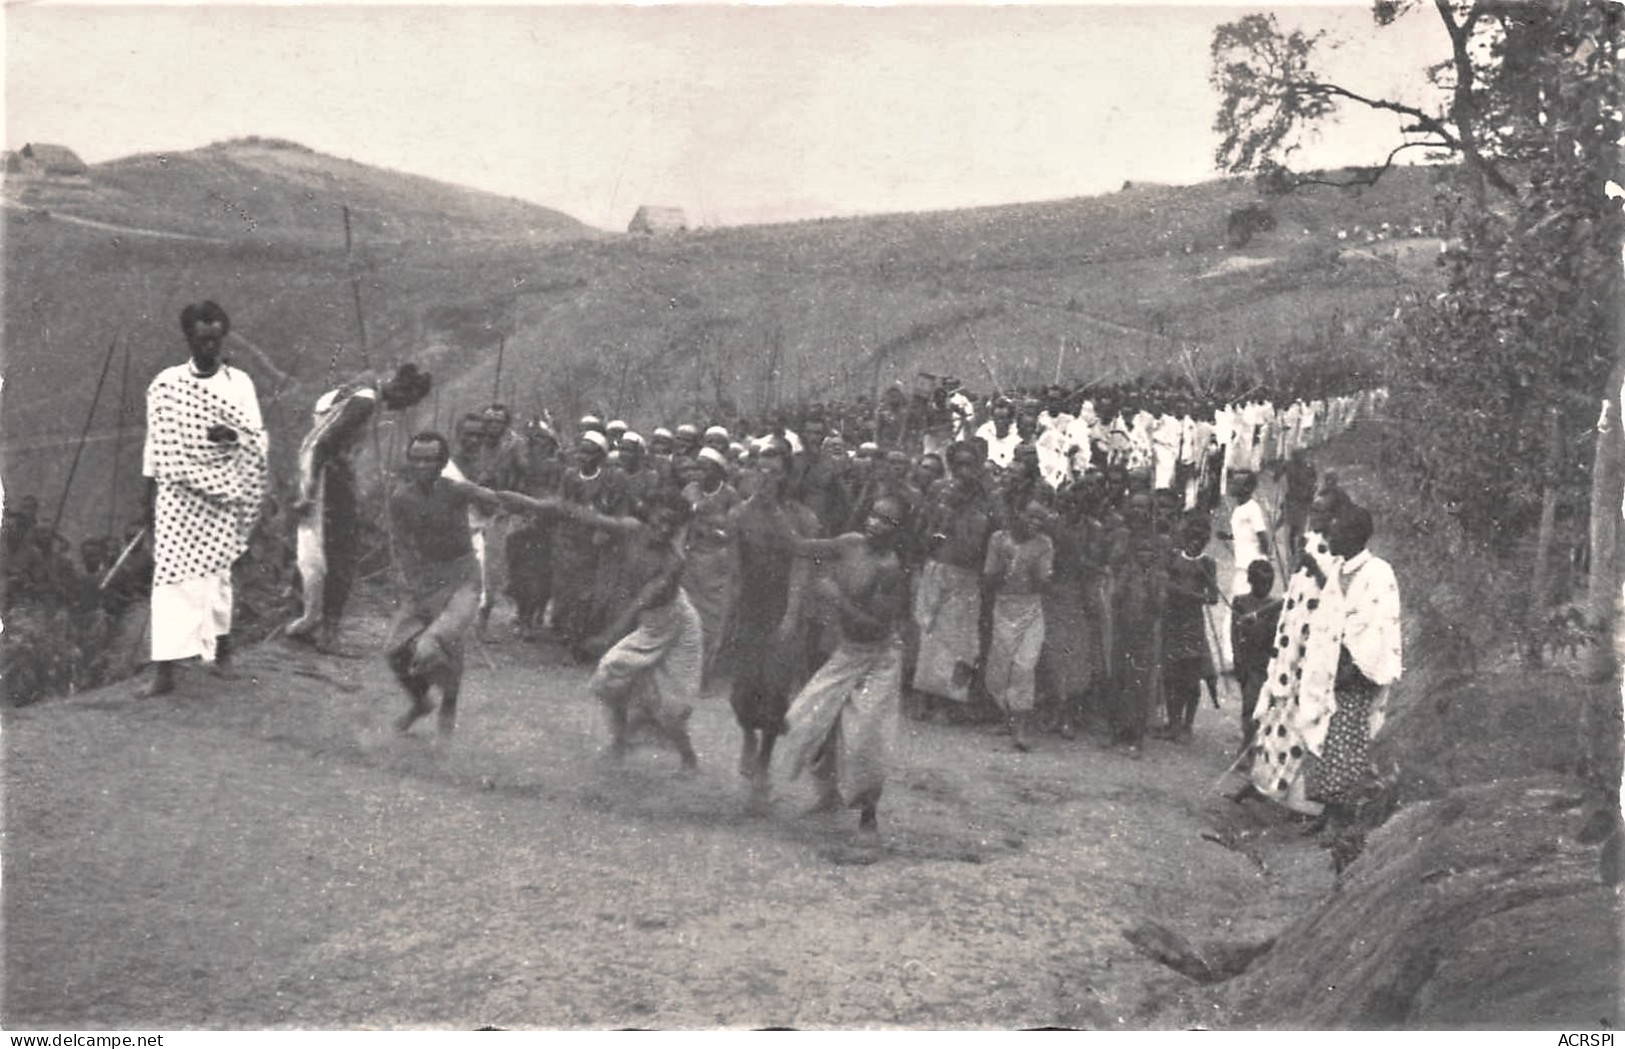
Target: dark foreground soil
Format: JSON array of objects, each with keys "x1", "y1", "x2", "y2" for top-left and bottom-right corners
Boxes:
[{"x1": 5, "y1": 605, "x2": 1341, "y2": 1031}]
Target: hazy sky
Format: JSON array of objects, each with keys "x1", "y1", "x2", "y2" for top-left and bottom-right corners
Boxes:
[{"x1": 5, "y1": 2, "x2": 1449, "y2": 229}]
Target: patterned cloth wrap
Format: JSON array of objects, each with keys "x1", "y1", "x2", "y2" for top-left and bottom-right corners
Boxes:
[
  {"x1": 146, "y1": 368, "x2": 268, "y2": 588},
  {"x1": 1249, "y1": 533, "x2": 1344, "y2": 801}
]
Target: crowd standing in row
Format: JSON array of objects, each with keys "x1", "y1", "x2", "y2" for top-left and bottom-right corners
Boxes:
[{"x1": 126, "y1": 301, "x2": 1403, "y2": 839}]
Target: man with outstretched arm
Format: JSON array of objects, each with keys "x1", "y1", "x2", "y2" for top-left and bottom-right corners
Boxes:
[
  {"x1": 777, "y1": 494, "x2": 911, "y2": 838},
  {"x1": 497, "y1": 487, "x2": 703, "y2": 771},
  {"x1": 384, "y1": 431, "x2": 506, "y2": 740}
]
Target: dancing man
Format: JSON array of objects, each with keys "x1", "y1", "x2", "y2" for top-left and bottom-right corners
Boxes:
[
  {"x1": 779, "y1": 495, "x2": 911, "y2": 836},
  {"x1": 385, "y1": 432, "x2": 504, "y2": 739}
]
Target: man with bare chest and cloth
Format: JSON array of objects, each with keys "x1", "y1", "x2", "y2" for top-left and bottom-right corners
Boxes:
[
  {"x1": 778, "y1": 495, "x2": 911, "y2": 837},
  {"x1": 385, "y1": 432, "x2": 506, "y2": 740},
  {"x1": 500, "y1": 488, "x2": 702, "y2": 770},
  {"x1": 728, "y1": 437, "x2": 823, "y2": 800}
]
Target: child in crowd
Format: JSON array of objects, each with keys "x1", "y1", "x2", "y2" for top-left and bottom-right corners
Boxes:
[
  {"x1": 983, "y1": 500, "x2": 1055, "y2": 751},
  {"x1": 1159, "y1": 514, "x2": 1220, "y2": 742},
  {"x1": 1111, "y1": 532, "x2": 1166, "y2": 757},
  {"x1": 1230, "y1": 558, "x2": 1281, "y2": 753}
]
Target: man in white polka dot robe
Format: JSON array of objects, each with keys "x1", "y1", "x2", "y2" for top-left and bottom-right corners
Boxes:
[{"x1": 138, "y1": 301, "x2": 267, "y2": 695}]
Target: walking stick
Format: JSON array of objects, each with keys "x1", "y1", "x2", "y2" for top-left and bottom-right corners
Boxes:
[
  {"x1": 99, "y1": 527, "x2": 148, "y2": 591},
  {"x1": 1202, "y1": 604, "x2": 1226, "y2": 707}
]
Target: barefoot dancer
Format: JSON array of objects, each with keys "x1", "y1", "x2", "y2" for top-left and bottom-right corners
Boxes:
[
  {"x1": 778, "y1": 495, "x2": 911, "y2": 836},
  {"x1": 498, "y1": 488, "x2": 702, "y2": 769},
  {"x1": 384, "y1": 432, "x2": 504, "y2": 739}
]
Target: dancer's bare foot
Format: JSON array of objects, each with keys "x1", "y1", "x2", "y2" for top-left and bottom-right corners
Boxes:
[{"x1": 394, "y1": 696, "x2": 434, "y2": 734}]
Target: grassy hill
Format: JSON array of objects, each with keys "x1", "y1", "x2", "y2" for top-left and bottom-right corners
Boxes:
[
  {"x1": 3, "y1": 137, "x2": 594, "y2": 245},
  {"x1": 1, "y1": 145, "x2": 1449, "y2": 542}
]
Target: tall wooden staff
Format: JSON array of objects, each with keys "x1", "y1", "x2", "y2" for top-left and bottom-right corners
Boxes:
[
  {"x1": 615, "y1": 343, "x2": 633, "y2": 418},
  {"x1": 343, "y1": 205, "x2": 370, "y2": 370},
  {"x1": 342, "y1": 204, "x2": 398, "y2": 594},
  {"x1": 107, "y1": 339, "x2": 133, "y2": 537},
  {"x1": 492, "y1": 335, "x2": 507, "y2": 404},
  {"x1": 50, "y1": 334, "x2": 120, "y2": 545}
]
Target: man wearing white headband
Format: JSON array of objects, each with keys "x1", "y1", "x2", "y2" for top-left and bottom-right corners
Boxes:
[
  {"x1": 550, "y1": 429, "x2": 625, "y2": 649},
  {"x1": 507, "y1": 418, "x2": 567, "y2": 640},
  {"x1": 674, "y1": 423, "x2": 701, "y2": 460},
  {"x1": 681, "y1": 444, "x2": 742, "y2": 683}
]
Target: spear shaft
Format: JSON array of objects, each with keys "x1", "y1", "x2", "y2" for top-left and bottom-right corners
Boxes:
[
  {"x1": 50, "y1": 333, "x2": 120, "y2": 545},
  {"x1": 107, "y1": 339, "x2": 133, "y2": 536}
]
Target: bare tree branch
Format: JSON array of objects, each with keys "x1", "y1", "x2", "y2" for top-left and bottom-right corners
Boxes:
[
  {"x1": 1287, "y1": 78, "x2": 1519, "y2": 197},
  {"x1": 1286, "y1": 79, "x2": 1462, "y2": 145},
  {"x1": 1285, "y1": 140, "x2": 1452, "y2": 189}
]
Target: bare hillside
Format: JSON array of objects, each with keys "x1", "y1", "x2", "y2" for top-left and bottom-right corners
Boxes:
[{"x1": 2, "y1": 138, "x2": 595, "y2": 245}]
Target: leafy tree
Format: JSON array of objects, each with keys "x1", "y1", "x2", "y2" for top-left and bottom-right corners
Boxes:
[
  {"x1": 1211, "y1": 1, "x2": 1622, "y2": 794},
  {"x1": 1211, "y1": 2, "x2": 1524, "y2": 201}
]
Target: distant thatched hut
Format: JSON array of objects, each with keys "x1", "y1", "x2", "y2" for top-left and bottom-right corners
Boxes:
[
  {"x1": 6, "y1": 143, "x2": 87, "y2": 178},
  {"x1": 628, "y1": 205, "x2": 688, "y2": 235}
]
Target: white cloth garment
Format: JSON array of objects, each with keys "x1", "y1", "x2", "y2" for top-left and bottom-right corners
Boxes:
[
  {"x1": 150, "y1": 571, "x2": 233, "y2": 663},
  {"x1": 1332, "y1": 549, "x2": 1404, "y2": 687},
  {"x1": 143, "y1": 362, "x2": 266, "y2": 662}
]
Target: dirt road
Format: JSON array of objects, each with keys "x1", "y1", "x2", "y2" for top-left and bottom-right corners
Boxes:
[{"x1": 4, "y1": 606, "x2": 1337, "y2": 1030}]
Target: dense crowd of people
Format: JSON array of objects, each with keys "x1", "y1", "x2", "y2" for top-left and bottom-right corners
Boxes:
[
  {"x1": 289, "y1": 359, "x2": 1393, "y2": 833},
  {"x1": 0, "y1": 495, "x2": 152, "y2": 703},
  {"x1": 9, "y1": 299, "x2": 1403, "y2": 840}
]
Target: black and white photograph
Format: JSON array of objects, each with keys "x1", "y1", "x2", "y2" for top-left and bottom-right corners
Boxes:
[{"x1": 2, "y1": 0, "x2": 1621, "y2": 1032}]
